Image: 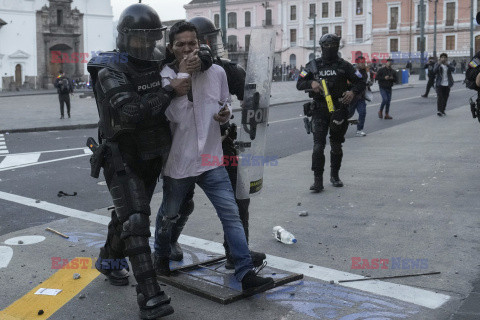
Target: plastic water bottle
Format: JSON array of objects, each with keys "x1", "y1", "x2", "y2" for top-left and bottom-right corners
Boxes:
[{"x1": 273, "y1": 226, "x2": 297, "y2": 244}]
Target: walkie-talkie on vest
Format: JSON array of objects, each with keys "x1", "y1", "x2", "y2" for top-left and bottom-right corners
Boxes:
[{"x1": 320, "y1": 78, "x2": 335, "y2": 113}]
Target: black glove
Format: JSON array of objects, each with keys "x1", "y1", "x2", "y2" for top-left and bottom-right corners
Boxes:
[{"x1": 199, "y1": 44, "x2": 213, "y2": 71}]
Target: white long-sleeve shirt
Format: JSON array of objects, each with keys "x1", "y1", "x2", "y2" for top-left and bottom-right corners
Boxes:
[{"x1": 161, "y1": 64, "x2": 231, "y2": 179}]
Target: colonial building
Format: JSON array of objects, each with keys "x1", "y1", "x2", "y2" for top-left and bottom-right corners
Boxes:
[
  {"x1": 371, "y1": 0, "x2": 479, "y2": 65},
  {"x1": 184, "y1": 0, "x2": 373, "y2": 68},
  {"x1": 0, "y1": 0, "x2": 114, "y2": 91}
]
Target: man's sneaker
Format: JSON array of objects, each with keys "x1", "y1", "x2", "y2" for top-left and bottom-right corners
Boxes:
[
  {"x1": 421, "y1": 94, "x2": 428, "y2": 98},
  {"x1": 241, "y1": 270, "x2": 274, "y2": 293},
  {"x1": 378, "y1": 111, "x2": 383, "y2": 119},
  {"x1": 437, "y1": 112, "x2": 443, "y2": 117},
  {"x1": 225, "y1": 251, "x2": 266, "y2": 270},
  {"x1": 356, "y1": 130, "x2": 366, "y2": 137},
  {"x1": 60, "y1": 115, "x2": 64, "y2": 119},
  {"x1": 441, "y1": 111, "x2": 446, "y2": 116},
  {"x1": 384, "y1": 114, "x2": 393, "y2": 119},
  {"x1": 153, "y1": 253, "x2": 171, "y2": 277},
  {"x1": 169, "y1": 242, "x2": 183, "y2": 261}
]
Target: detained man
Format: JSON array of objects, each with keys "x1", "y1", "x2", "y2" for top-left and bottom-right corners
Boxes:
[{"x1": 153, "y1": 21, "x2": 274, "y2": 293}]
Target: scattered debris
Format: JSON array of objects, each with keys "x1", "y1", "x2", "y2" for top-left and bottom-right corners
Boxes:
[
  {"x1": 18, "y1": 240, "x2": 23, "y2": 244},
  {"x1": 454, "y1": 234, "x2": 458, "y2": 238},
  {"x1": 45, "y1": 227, "x2": 69, "y2": 239},
  {"x1": 297, "y1": 202, "x2": 301, "y2": 206},
  {"x1": 333, "y1": 225, "x2": 338, "y2": 228},
  {"x1": 78, "y1": 294, "x2": 86, "y2": 300},
  {"x1": 298, "y1": 210, "x2": 308, "y2": 217},
  {"x1": 309, "y1": 266, "x2": 313, "y2": 268},
  {"x1": 73, "y1": 273, "x2": 81, "y2": 280},
  {"x1": 35, "y1": 200, "x2": 41, "y2": 203},
  {"x1": 338, "y1": 271, "x2": 441, "y2": 283},
  {"x1": 329, "y1": 280, "x2": 335, "y2": 284},
  {"x1": 57, "y1": 191, "x2": 77, "y2": 197},
  {"x1": 38, "y1": 310, "x2": 44, "y2": 315}
]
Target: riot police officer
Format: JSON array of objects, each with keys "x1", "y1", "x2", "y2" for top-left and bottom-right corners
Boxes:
[
  {"x1": 297, "y1": 34, "x2": 365, "y2": 192},
  {"x1": 161, "y1": 16, "x2": 266, "y2": 270},
  {"x1": 86, "y1": 4, "x2": 196, "y2": 319}
]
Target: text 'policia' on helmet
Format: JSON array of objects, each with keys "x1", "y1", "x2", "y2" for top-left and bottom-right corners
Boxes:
[
  {"x1": 116, "y1": 3, "x2": 167, "y2": 61},
  {"x1": 188, "y1": 16, "x2": 225, "y2": 58}
]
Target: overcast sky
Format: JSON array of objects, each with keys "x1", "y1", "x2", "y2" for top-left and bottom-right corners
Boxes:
[{"x1": 111, "y1": 0, "x2": 192, "y2": 22}]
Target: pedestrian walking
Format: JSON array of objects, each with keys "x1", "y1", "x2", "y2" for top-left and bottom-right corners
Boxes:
[
  {"x1": 433, "y1": 53, "x2": 455, "y2": 117},
  {"x1": 376, "y1": 59, "x2": 397, "y2": 119},
  {"x1": 421, "y1": 57, "x2": 436, "y2": 98},
  {"x1": 54, "y1": 70, "x2": 73, "y2": 119},
  {"x1": 351, "y1": 56, "x2": 372, "y2": 137}
]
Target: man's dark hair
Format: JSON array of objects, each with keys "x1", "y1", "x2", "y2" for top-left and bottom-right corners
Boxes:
[
  {"x1": 355, "y1": 56, "x2": 365, "y2": 63},
  {"x1": 168, "y1": 21, "x2": 198, "y2": 45},
  {"x1": 386, "y1": 58, "x2": 393, "y2": 62},
  {"x1": 440, "y1": 53, "x2": 448, "y2": 58},
  {"x1": 59, "y1": 70, "x2": 64, "y2": 74}
]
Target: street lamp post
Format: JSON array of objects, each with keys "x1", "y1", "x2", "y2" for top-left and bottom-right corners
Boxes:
[
  {"x1": 419, "y1": 0, "x2": 426, "y2": 80},
  {"x1": 433, "y1": 0, "x2": 438, "y2": 58},
  {"x1": 220, "y1": 0, "x2": 226, "y2": 45},
  {"x1": 310, "y1": 13, "x2": 317, "y2": 59}
]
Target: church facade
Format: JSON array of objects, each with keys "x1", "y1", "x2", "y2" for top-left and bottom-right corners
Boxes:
[{"x1": 0, "y1": 0, "x2": 114, "y2": 91}]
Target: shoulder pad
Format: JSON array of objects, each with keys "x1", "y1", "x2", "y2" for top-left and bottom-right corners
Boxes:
[
  {"x1": 87, "y1": 51, "x2": 129, "y2": 75},
  {"x1": 305, "y1": 59, "x2": 319, "y2": 73}
]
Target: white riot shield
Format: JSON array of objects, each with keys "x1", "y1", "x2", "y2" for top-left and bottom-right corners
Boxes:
[{"x1": 235, "y1": 29, "x2": 275, "y2": 199}]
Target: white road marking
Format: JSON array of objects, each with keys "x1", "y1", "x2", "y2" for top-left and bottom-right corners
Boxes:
[
  {"x1": 0, "y1": 153, "x2": 41, "y2": 169},
  {"x1": 4, "y1": 235, "x2": 46, "y2": 246},
  {"x1": 268, "y1": 88, "x2": 468, "y2": 125},
  {"x1": 0, "y1": 154, "x2": 89, "y2": 172},
  {"x1": 0, "y1": 246, "x2": 13, "y2": 269},
  {"x1": 0, "y1": 190, "x2": 450, "y2": 309}
]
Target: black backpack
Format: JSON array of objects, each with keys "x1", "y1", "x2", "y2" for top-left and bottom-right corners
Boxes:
[{"x1": 59, "y1": 78, "x2": 71, "y2": 94}]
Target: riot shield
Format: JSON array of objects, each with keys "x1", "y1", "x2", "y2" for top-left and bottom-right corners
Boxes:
[{"x1": 235, "y1": 29, "x2": 275, "y2": 200}]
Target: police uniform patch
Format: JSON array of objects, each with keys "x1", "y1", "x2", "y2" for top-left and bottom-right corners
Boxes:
[
  {"x1": 299, "y1": 70, "x2": 308, "y2": 78},
  {"x1": 469, "y1": 58, "x2": 479, "y2": 68}
]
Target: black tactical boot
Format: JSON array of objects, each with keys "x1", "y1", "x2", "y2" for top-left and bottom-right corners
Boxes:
[
  {"x1": 225, "y1": 251, "x2": 266, "y2": 270},
  {"x1": 310, "y1": 176, "x2": 324, "y2": 192},
  {"x1": 330, "y1": 169, "x2": 344, "y2": 187},
  {"x1": 169, "y1": 242, "x2": 183, "y2": 262},
  {"x1": 136, "y1": 282, "x2": 173, "y2": 320},
  {"x1": 241, "y1": 270, "x2": 274, "y2": 293}
]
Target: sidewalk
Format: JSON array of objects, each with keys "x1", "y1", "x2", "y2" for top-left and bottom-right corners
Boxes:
[{"x1": 0, "y1": 73, "x2": 465, "y2": 133}]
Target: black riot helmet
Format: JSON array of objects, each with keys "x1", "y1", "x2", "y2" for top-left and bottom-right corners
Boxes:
[
  {"x1": 188, "y1": 16, "x2": 225, "y2": 58},
  {"x1": 116, "y1": 4, "x2": 166, "y2": 61},
  {"x1": 319, "y1": 33, "x2": 341, "y2": 62}
]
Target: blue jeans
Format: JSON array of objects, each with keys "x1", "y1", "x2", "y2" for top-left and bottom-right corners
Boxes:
[
  {"x1": 154, "y1": 166, "x2": 253, "y2": 281},
  {"x1": 379, "y1": 87, "x2": 392, "y2": 114},
  {"x1": 353, "y1": 99, "x2": 367, "y2": 131}
]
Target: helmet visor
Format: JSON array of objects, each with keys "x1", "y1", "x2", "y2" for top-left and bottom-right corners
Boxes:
[
  {"x1": 123, "y1": 28, "x2": 166, "y2": 61},
  {"x1": 200, "y1": 31, "x2": 225, "y2": 58}
]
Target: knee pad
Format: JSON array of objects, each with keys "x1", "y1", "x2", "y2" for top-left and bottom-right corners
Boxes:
[{"x1": 121, "y1": 213, "x2": 151, "y2": 239}]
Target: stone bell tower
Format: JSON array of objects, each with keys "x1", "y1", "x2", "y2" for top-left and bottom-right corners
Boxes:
[{"x1": 36, "y1": 0, "x2": 84, "y2": 89}]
